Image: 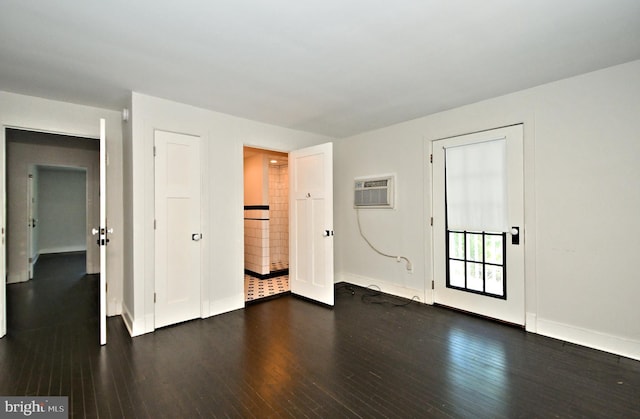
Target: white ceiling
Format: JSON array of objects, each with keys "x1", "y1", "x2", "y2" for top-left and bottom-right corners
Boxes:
[{"x1": 1, "y1": 1, "x2": 639, "y2": 138}]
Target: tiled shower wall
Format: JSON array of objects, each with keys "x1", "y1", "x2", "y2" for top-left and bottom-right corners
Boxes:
[
  {"x1": 244, "y1": 208, "x2": 269, "y2": 275},
  {"x1": 269, "y1": 164, "x2": 289, "y2": 270}
]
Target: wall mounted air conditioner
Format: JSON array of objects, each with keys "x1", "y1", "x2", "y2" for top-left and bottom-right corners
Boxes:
[{"x1": 354, "y1": 175, "x2": 395, "y2": 209}]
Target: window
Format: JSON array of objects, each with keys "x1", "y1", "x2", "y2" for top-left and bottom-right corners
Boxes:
[{"x1": 446, "y1": 230, "x2": 506, "y2": 298}]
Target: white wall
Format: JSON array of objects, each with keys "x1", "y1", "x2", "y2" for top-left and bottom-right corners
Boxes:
[
  {"x1": 38, "y1": 167, "x2": 87, "y2": 254},
  {"x1": 334, "y1": 60, "x2": 640, "y2": 360},
  {"x1": 243, "y1": 153, "x2": 268, "y2": 205},
  {"x1": 123, "y1": 92, "x2": 332, "y2": 336},
  {"x1": 0, "y1": 91, "x2": 124, "y2": 339}
]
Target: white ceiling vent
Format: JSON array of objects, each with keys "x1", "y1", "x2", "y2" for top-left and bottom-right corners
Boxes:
[{"x1": 354, "y1": 175, "x2": 395, "y2": 209}]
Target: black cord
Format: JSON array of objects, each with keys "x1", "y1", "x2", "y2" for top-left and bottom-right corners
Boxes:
[
  {"x1": 335, "y1": 284, "x2": 356, "y2": 296},
  {"x1": 336, "y1": 284, "x2": 419, "y2": 306},
  {"x1": 360, "y1": 285, "x2": 419, "y2": 307}
]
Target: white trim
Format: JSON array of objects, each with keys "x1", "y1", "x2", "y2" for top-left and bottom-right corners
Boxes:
[
  {"x1": 121, "y1": 303, "x2": 148, "y2": 337},
  {"x1": 108, "y1": 299, "x2": 122, "y2": 317},
  {"x1": 525, "y1": 312, "x2": 537, "y2": 333},
  {"x1": 121, "y1": 307, "x2": 133, "y2": 335},
  {"x1": 210, "y1": 294, "x2": 244, "y2": 317},
  {"x1": 38, "y1": 245, "x2": 87, "y2": 254},
  {"x1": 424, "y1": 137, "x2": 434, "y2": 305},
  {"x1": 7, "y1": 271, "x2": 29, "y2": 284},
  {"x1": 537, "y1": 317, "x2": 640, "y2": 361},
  {"x1": 144, "y1": 313, "x2": 155, "y2": 334}
]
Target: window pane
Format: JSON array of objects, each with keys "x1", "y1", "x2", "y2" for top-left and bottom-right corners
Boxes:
[
  {"x1": 449, "y1": 260, "x2": 465, "y2": 287},
  {"x1": 449, "y1": 232, "x2": 464, "y2": 259},
  {"x1": 485, "y1": 265, "x2": 504, "y2": 296},
  {"x1": 466, "y1": 233, "x2": 483, "y2": 262},
  {"x1": 485, "y1": 234, "x2": 503, "y2": 264},
  {"x1": 466, "y1": 262, "x2": 483, "y2": 291}
]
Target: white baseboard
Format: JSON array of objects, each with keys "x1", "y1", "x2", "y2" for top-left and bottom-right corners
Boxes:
[
  {"x1": 121, "y1": 303, "x2": 147, "y2": 337},
  {"x1": 144, "y1": 313, "x2": 155, "y2": 335},
  {"x1": 7, "y1": 270, "x2": 29, "y2": 284},
  {"x1": 108, "y1": 298, "x2": 122, "y2": 317},
  {"x1": 525, "y1": 312, "x2": 537, "y2": 333},
  {"x1": 537, "y1": 317, "x2": 640, "y2": 361},
  {"x1": 39, "y1": 245, "x2": 86, "y2": 254},
  {"x1": 209, "y1": 294, "x2": 244, "y2": 317},
  {"x1": 337, "y1": 272, "x2": 426, "y2": 303}
]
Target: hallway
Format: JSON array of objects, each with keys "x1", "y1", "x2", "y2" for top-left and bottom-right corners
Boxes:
[{"x1": 7, "y1": 252, "x2": 98, "y2": 333}]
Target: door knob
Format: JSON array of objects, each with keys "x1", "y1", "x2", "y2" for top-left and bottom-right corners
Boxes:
[
  {"x1": 511, "y1": 226, "x2": 520, "y2": 245},
  {"x1": 192, "y1": 233, "x2": 202, "y2": 241}
]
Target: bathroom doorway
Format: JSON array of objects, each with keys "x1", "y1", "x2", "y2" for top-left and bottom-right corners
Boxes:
[{"x1": 243, "y1": 146, "x2": 290, "y2": 303}]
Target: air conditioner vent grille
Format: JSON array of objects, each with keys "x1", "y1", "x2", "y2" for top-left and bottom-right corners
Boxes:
[{"x1": 354, "y1": 175, "x2": 394, "y2": 209}]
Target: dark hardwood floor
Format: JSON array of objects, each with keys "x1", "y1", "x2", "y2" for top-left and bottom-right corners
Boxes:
[{"x1": 2, "y1": 255, "x2": 639, "y2": 418}]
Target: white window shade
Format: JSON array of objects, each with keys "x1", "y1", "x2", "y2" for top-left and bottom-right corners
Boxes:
[{"x1": 445, "y1": 138, "x2": 508, "y2": 232}]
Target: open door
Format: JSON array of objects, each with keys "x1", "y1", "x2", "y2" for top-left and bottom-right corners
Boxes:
[
  {"x1": 289, "y1": 142, "x2": 334, "y2": 306},
  {"x1": 0, "y1": 131, "x2": 4, "y2": 338},
  {"x1": 93, "y1": 119, "x2": 108, "y2": 345},
  {"x1": 26, "y1": 169, "x2": 35, "y2": 279}
]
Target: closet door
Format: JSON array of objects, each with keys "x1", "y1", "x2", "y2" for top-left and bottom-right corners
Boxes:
[{"x1": 154, "y1": 130, "x2": 202, "y2": 328}]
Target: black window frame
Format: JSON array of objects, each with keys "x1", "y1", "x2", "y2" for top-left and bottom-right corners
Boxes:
[{"x1": 445, "y1": 230, "x2": 507, "y2": 299}]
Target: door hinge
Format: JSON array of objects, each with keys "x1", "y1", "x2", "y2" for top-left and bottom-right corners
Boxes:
[
  {"x1": 153, "y1": 146, "x2": 156, "y2": 157},
  {"x1": 154, "y1": 292, "x2": 156, "y2": 303},
  {"x1": 431, "y1": 280, "x2": 435, "y2": 290},
  {"x1": 28, "y1": 257, "x2": 32, "y2": 263},
  {"x1": 430, "y1": 154, "x2": 433, "y2": 163},
  {"x1": 154, "y1": 219, "x2": 157, "y2": 230},
  {"x1": 430, "y1": 217, "x2": 433, "y2": 226}
]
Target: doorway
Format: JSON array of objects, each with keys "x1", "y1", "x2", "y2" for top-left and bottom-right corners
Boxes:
[
  {"x1": 243, "y1": 146, "x2": 290, "y2": 303},
  {"x1": 431, "y1": 125, "x2": 525, "y2": 325},
  {"x1": 5, "y1": 128, "x2": 100, "y2": 333}
]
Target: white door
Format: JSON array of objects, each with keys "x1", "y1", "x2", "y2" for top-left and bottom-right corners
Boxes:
[
  {"x1": 432, "y1": 125, "x2": 525, "y2": 325},
  {"x1": 97, "y1": 119, "x2": 108, "y2": 345},
  {"x1": 0, "y1": 131, "x2": 4, "y2": 338},
  {"x1": 27, "y1": 170, "x2": 35, "y2": 279},
  {"x1": 154, "y1": 130, "x2": 202, "y2": 328},
  {"x1": 289, "y1": 142, "x2": 334, "y2": 306}
]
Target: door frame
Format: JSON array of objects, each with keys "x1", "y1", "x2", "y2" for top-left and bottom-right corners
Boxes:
[
  {"x1": 153, "y1": 129, "x2": 203, "y2": 329},
  {"x1": 0, "y1": 124, "x2": 102, "y2": 339},
  {"x1": 428, "y1": 124, "x2": 526, "y2": 325},
  {"x1": 29, "y1": 163, "x2": 93, "y2": 269},
  {"x1": 241, "y1": 145, "x2": 291, "y2": 303},
  {"x1": 241, "y1": 142, "x2": 335, "y2": 307}
]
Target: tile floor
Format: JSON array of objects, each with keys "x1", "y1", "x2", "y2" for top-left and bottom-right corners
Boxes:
[{"x1": 245, "y1": 274, "x2": 289, "y2": 302}]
